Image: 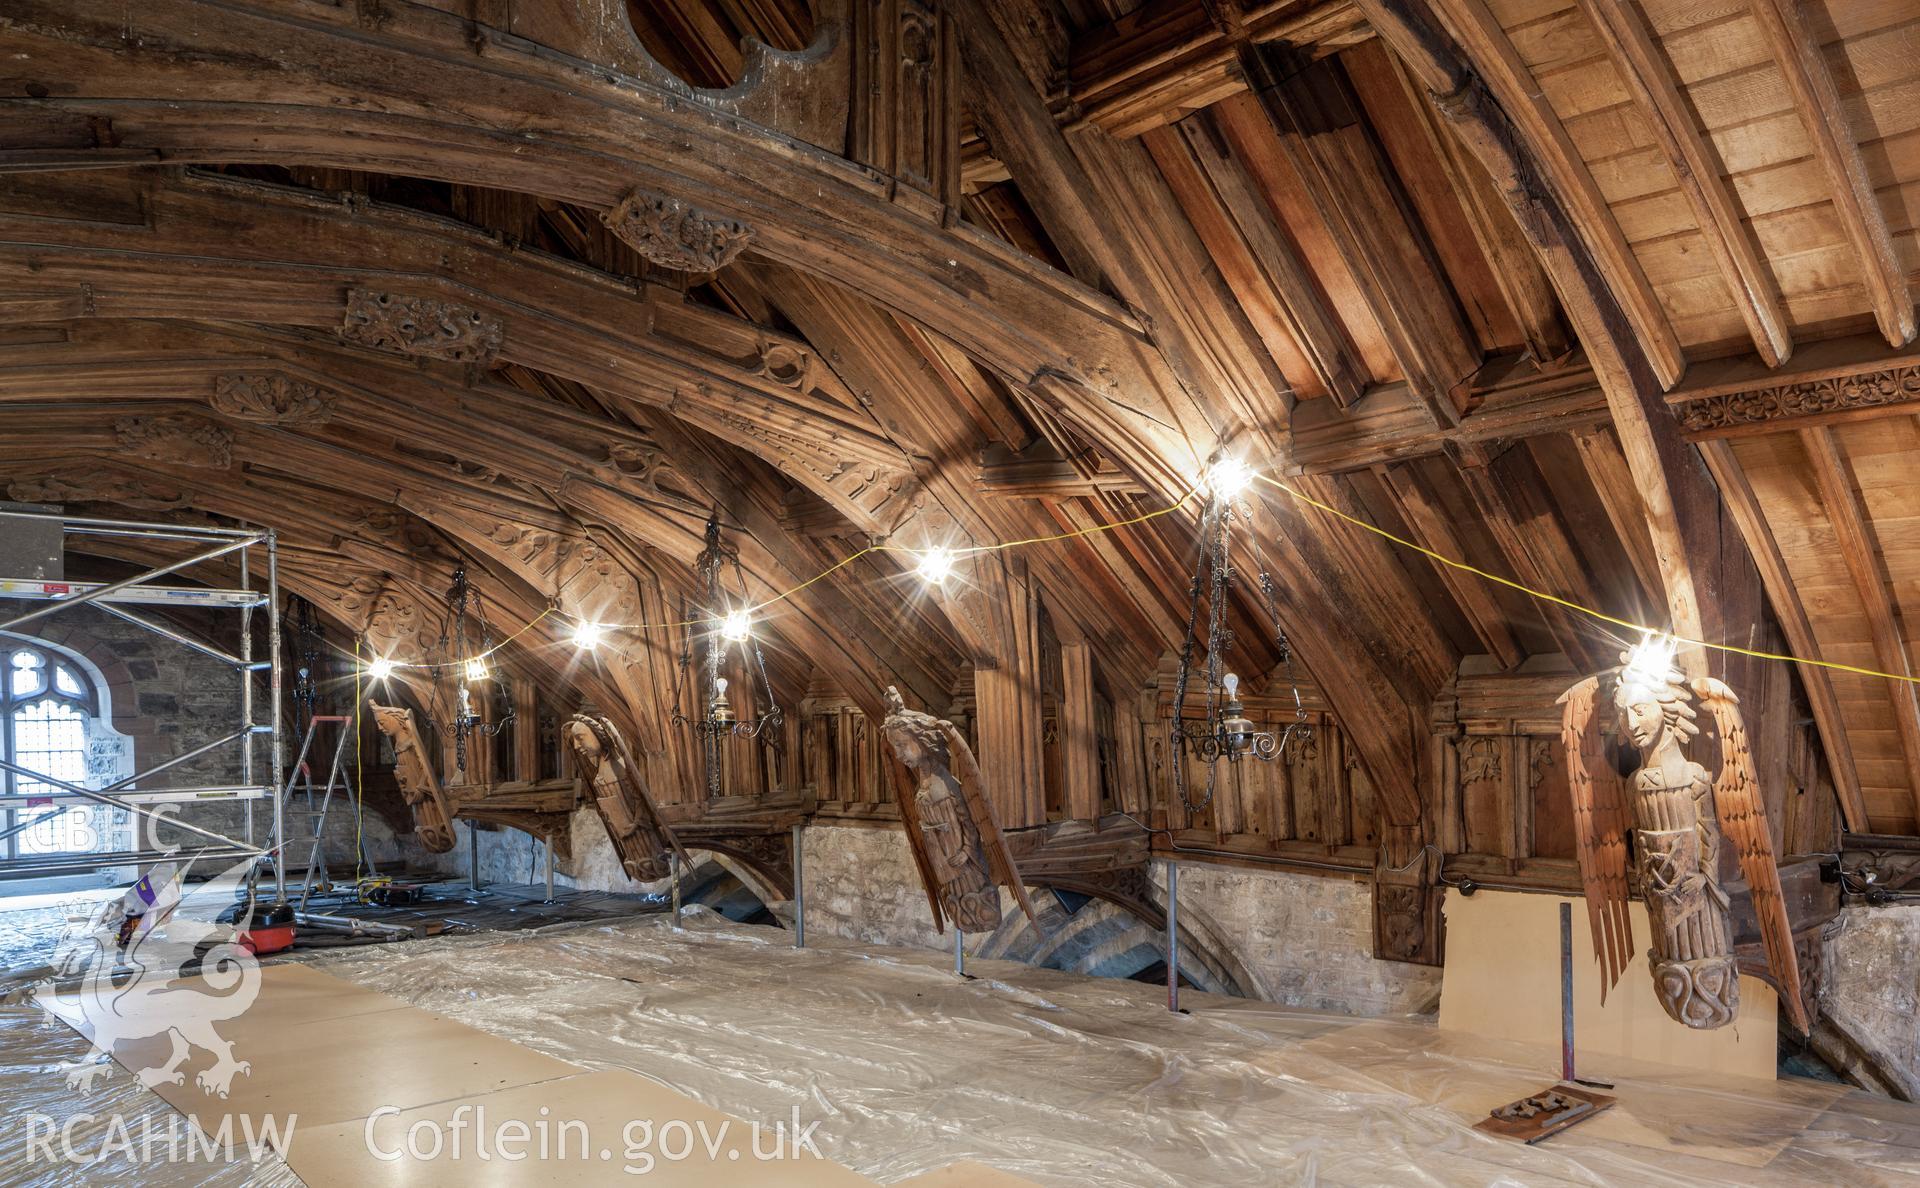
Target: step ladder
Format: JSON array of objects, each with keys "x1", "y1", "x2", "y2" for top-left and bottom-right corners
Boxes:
[{"x1": 279, "y1": 714, "x2": 371, "y2": 910}]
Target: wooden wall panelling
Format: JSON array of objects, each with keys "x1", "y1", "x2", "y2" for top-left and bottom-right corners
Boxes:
[{"x1": 851, "y1": 0, "x2": 961, "y2": 217}]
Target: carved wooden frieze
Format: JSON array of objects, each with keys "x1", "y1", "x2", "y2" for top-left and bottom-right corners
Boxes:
[
  {"x1": 7, "y1": 468, "x2": 192, "y2": 510},
  {"x1": 114, "y1": 414, "x2": 233, "y2": 469},
  {"x1": 1676, "y1": 363, "x2": 1920, "y2": 433},
  {"x1": 210, "y1": 372, "x2": 338, "y2": 425},
  {"x1": 602, "y1": 188, "x2": 753, "y2": 272},
  {"x1": 340, "y1": 288, "x2": 504, "y2": 364}
]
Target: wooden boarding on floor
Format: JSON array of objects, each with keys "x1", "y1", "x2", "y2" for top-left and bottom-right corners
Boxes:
[{"x1": 46, "y1": 963, "x2": 876, "y2": 1185}]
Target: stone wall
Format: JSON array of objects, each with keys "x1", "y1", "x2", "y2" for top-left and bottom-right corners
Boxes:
[
  {"x1": 1157, "y1": 860, "x2": 1442, "y2": 1016},
  {"x1": 795, "y1": 823, "x2": 1442, "y2": 1018},
  {"x1": 1821, "y1": 904, "x2": 1920, "y2": 1097},
  {"x1": 2, "y1": 601, "x2": 405, "y2": 878}
]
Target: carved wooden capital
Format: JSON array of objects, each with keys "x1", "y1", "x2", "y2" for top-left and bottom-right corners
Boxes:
[
  {"x1": 210, "y1": 371, "x2": 338, "y2": 424},
  {"x1": 340, "y1": 288, "x2": 504, "y2": 364},
  {"x1": 602, "y1": 188, "x2": 753, "y2": 272},
  {"x1": 1676, "y1": 362, "x2": 1920, "y2": 434},
  {"x1": 113, "y1": 413, "x2": 233, "y2": 469}
]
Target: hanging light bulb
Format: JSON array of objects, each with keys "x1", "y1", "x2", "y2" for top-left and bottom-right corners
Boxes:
[
  {"x1": 367, "y1": 656, "x2": 397, "y2": 682},
  {"x1": 464, "y1": 655, "x2": 491, "y2": 683},
  {"x1": 916, "y1": 547, "x2": 956, "y2": 585},
  {"x1": 1624, "y1": 630, "x2": 1680, "y2": 686},
  {"x1": 1206, "y1": 456, "x2": 1253, "y2": 502},
  {"x1": 571, "y1": 620, "x2": 604, "y2": 650},
  {"x1": 720, "y1": 610, "x2": 752, "y2": 643},
  {"x1": 710, "y1": 674, "x2": 736, "y2": 724}
]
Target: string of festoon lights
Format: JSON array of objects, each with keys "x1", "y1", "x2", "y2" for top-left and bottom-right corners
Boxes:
[{"x1": 356, "y1": 455, "x2": 1920, "y2": 690}]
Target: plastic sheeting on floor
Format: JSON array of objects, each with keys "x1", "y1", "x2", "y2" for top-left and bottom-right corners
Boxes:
[
  {"x1": 4, "y1": 903, "x2": 1919, "y2": 1185},
  {"x1": 296, "y1": 910, "x2": 1920, "y2": 1186}
]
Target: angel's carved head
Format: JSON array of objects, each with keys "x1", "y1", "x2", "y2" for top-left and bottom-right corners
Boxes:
[
  {"x1": 1613, "y1": 645, "x2": 1698, "y2": 755},
  {"x1": 881, "y1": 685, "x2": 946, "y2": 768}
]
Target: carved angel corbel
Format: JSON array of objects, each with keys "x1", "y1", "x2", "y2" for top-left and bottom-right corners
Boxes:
[
  {"x1": 1558, "y1": 642, "x2": 1808, "y2": 1032},
  {"x1": 564, "y1": 712, "x2": 686, "y2": 882},
  {"x1": 879, "y1": 686, "x2": 1037, "y2": 934},
  {"x1": 368, "y1": 703, "x2": 458, "y2": 853}
]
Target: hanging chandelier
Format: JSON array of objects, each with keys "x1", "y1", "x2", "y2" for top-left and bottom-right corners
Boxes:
[
  {"x1": 428, "y1": 565, "x2": 513, "y2": 777},
  {"x1": 1169, "y1": 458, "x2": 1311, "y2": 813},
  {"x1": 672, "y1": 513, "x2": 784, "y2": 798}
]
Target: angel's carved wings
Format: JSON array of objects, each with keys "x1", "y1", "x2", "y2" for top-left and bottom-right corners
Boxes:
[
  {"x1": 940, "y1": 720, "x2": 1039, "y2": 927},
  {"x1": 1695, "y1": 677, "x2": 1809, "y2": 1034},
  {"x1": 1558, "y1": 673, "x2": 1634, "y2": 1004}
]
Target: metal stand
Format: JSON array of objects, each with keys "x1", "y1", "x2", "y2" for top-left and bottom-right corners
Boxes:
[
  {"x1": 467, "y1": 821, "x2": 485, "y2": 894},
  {"x1": 1166, "y1": 859, "x2": 1182, "y2": 1013},
  {"x1": 670, "y1": 850, "x2": 682, "y2": 928},
  {"x1": 954, "y1": 928, "x2": 967, "y2": 978},
  {"x1": 0, "y1": 509, "x2": 280, "y2": 884},
  {"x1": 791, "y1": 820, "x2": 805, "y2": 948},
  {"x1": 1560, "y1": 901, "x2": 1575, "y2": 1083},
  {"x1": 541, "y1": 833, "x2": 556, "y2": 903}
]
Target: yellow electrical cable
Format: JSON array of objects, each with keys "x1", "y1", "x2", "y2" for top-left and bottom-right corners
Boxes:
[
  {"x1": 344, "y1": 466, "x2": 1920, "y2": 694},
  {"x1": 1252, "y1": 472, "x2": 1920, "y2": 688}
]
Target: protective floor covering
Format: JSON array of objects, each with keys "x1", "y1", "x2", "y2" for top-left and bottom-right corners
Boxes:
[
  {"x1": 298, "y1": 911, "x2": 1920, "y2": 1186},
  {"x1": 2, "y1": 907, "x2": 1919, "y2": 1185}
]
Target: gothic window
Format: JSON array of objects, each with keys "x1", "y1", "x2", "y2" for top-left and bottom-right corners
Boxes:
[{"x1": 4, "y1": 644, "x2": 103, "y2": 859}]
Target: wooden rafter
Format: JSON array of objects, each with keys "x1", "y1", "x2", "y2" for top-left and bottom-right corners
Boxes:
[
  {"x1": 1170, "y1": 113, "x2": 1370, "y2": 408},
  {"x1": 1240, "y1": 45, "x2": 1480, "y2": 425},
  {"x1": 1749, "y1": 0, "x2": 1915, "y2": 351},
  {"x1": 1698, "y1": 439, "x2": 1867, "y2": 832},
  {"x1": 1372, "y1": 462, "x2": 1524, "y2": 669},
  {"x1": 1574, "y1": 0, "x2": 1791, "y2": 367},
  {"x1": 1419, "y1": 0, "x2": 1686, "y2": 390},
  {"x1": 1800, "y1": 425, "x2": 1920, "y2": 824},
  {"x1": 1567, "y1": 426, "x2": 1662, "y2": 610}
]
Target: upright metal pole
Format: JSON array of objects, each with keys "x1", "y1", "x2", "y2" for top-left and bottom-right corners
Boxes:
[
  {"x1": 791, "y1": 820, "x2": 805, "y2": 948},
  {"x1": 670, "y1": 850, "x2": 682, "y2": 928},
  {"x1": 1560, "y1": 900, "x2": 1575, "y2": 1083},
  {"x1": 954, "y1": 927, "x2": 965, "y2": 977},
  {"x1": 468, "y1": 822, "x2": 482, "y2": 892},
  {"x1": 267, "y1": 534, "x2": 286, "y2": 904},
  {"x1": 543, "y1": 834, "x2": 555, "y2": 903},
  {"x1": 1166, "y1": 859, "x2": 1181, "y2": 1013},
  {"x1": 239, "y1": 544, "x2": 254, "y2": 847}
]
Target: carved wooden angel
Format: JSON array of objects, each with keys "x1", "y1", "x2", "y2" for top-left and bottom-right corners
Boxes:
[
  {"x1": 1558, "y1": 643, "x2": 1808, "y2": 1032},
  {"x1": 880, "y1": 686, "x2": 1037, "y2": 934},
  {"x1": 368, "y1": 702, "x2": 457, "y2": 854},
  {"x1": 564, "y1": 712, "x2": 687, "y2": 883}
]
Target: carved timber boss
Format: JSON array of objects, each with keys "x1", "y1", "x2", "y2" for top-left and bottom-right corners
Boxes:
[
  {"x1": 341, "y1": 289, "x2": 504, "y2": 364},
  {"x1": 1558, "y1": 645, "x2": 1809, "y2": 1032},
  {"x1": 602, "y1": 188, "x2": 754, "y2": 273},
  {"x1": 880, "y1": 687, "x2": 1037, "y2": 934},
  {"x1": 211, "y1": 373, "x2": 337, "y2": 425},
  {"x1": 563, "y1": 713, "x2": 686, "y2": 883},
  {"x1": 368, "y1": 703, "x2": 458, "y2": 853}
]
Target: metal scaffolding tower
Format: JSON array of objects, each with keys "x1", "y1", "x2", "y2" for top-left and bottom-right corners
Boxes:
[{"x1": 0, "y1": 508, "x2": 283, "y2": 888}]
